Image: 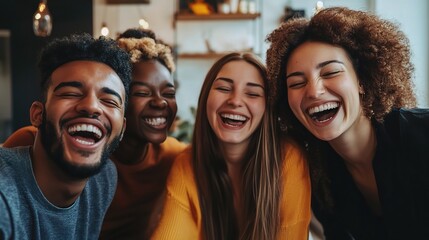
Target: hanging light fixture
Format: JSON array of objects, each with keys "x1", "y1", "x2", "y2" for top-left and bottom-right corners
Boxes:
[
  {"x1": 138, "y1": 18, "x2": 149, "y2": 29},
  {"x1": 33, "y1": 0, "x2": 52, "y2": 37},
  {"x1": 314, "y1": 1, "x2": 324, "y2": 14},
  {"x1": 100, "y1": 22, "x2": 110, "y2": 37},
  {"x1": 100, "y1": 5, "x2": 110, "y2": 37},
  {"x1": 137, "y1": 6, "x2": 149, "y2": 29}
]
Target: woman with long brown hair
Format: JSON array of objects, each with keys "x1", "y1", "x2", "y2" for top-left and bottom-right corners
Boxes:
[{"x1": 153, "y1": 52, "x2": 311, "y2": 239}]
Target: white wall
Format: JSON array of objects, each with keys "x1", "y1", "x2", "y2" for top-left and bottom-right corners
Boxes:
[
  {"x1": 374, "y1": 0, "x2": 429, "y2": 107},
  {"x1": 93, "y1": 0, "x2": 175, "y2": 44},
  {"x1": 93, "y1": 0, "x2": 429, "y2": 121}
]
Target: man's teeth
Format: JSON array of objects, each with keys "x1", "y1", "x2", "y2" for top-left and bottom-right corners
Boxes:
[
  {"x1": 75, "y1": 138, "x2": 94, "y2": 145},
  {"x1": 145, "y1": 117, "x2": 166, "y2": 126},
  {"x1": 308, "y1": 102, "x2": 339, "y2": 115},
  {"x1": 220, "y1": 113, "x2": 247, "y2": 121},
  {"x1": 68, "y1": 124, "x2": 102, "y2": 139}
]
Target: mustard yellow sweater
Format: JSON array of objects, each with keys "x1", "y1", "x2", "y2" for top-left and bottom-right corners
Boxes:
[{"x1": 152, "y1": 139, "x2": 311, "y2": 240}]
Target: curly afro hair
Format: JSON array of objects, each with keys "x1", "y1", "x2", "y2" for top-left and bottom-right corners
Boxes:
[
  {"x1": 117, "y1": 28, "x2": 175, "y2": 73},
  {"x1": 266, "y1": 7, "x2": 416, "y2": 123},
  {"x1": 38, "y1": 33, "x2": 132, "y2": 106},
  {"x1": 266, "y1": 7, "x2": 417, "y2": 210}
]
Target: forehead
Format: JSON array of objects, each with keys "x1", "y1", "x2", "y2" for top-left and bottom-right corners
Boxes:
[
  {"x1": 49, "y1": 60, "x2": 125, "y2": 95},
  {"x1": 132, "y1": 60, "x2": 173, "y2": 85},
  {"x1": 216, "y1": 60, "x2": 264, "y2": 85},
  {"x1": 287, "y1": 41, "x2": 352, "y2": 68}
]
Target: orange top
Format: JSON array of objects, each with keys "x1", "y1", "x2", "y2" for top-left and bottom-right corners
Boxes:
[
  {"x1": 2, "y1": 125, "x2": 37, "y2": 147},
  {"x1": 100, "y1": 137, "x2": 187, "y2": 239},
  {"x1": 152, "y1": 139, "x2": 311, "y2": 240}
]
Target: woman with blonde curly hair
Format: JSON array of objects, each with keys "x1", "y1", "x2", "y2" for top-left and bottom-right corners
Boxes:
[
  {"x1": 99, "y1": 28, "x2": 187, "y2": 239},
  {"x1": 266, "y1": 7, "x2": 429, "y2": 239}
]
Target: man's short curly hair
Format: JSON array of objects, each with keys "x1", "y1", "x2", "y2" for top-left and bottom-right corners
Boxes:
[
  {"x1": 117, "y1": 28, "x2": 175, "y2": 73},
  {"x1": 38, "y1": 33, "x2": 132, "y2": 106},
  {"x1": 266, "y1": 7, "x2": 416, "y2": 123}
]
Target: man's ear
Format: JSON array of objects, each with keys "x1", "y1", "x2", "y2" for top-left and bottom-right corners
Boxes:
[
  {"x1": 30, "y1": 101, "x2": 44, "y2": 128},
  {"x1": 120, "y1": 117, "x2": 126, "y2": 141}
]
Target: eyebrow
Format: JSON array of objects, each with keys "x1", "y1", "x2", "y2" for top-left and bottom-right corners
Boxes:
[
  {"x1": 286, "y1": 60, "x2": 345, "y2": 80},
  {"x1": 53, "y1": 81, "x2": 123, "y2": 104},
  {"x1": 102, "y1": 87, "x2": 123, "y2": 105},
  {"x1": 53, "y1": 81, "x2": 83, "y2": 91},
  {"x1": 130, "y1": 81, "x2": 175, "y2": 88},
  {"x1": 215, "y1": 77, "x2": 265, "y2": 90}
]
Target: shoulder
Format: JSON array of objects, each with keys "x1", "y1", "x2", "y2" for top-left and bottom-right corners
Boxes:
[
  {"x1": 166, "y1": 146, "x2": 197, "y2": 200},
  {"x1": 0, "y1": 147, "x2": 31, "y2": 235},
  {"x1": 86, "y1": 159, "x2": 117, "y2": 201},
  {"x1": 398, "y1": 108, "x2": 429, "y2": 124},
  {"x1": 159, "y1": 137, "x2": 188, "y2": 154},
  {"x1": 0, "y1": 147, "x2": 29, "y2": 171},
  {"x1": 280, "y1": 137, "x2": 308, "y2": 174},
  {"x1": 384, "y1": 108, "x2": 429, "y2": 138},
  {"x1": 2, "y1": 126, "x2": 37, "y2": 148},
  {"x1": 278, "y1": 138, "x2": 312, "y2": 233},
  {"x1": 95, "y1": 159, "x2": 117, "y2": 184},
  {"x1": 385, "y1": 108, "x2": 429, "y2": 125},
  {"x1": 169, "y1": 146, "x2": 193, "y2": 179},
  {"x1": 0, "y1": 191, "x2": 13, "y2": 239}
]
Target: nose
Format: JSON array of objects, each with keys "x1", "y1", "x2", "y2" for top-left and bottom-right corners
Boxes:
[
  {"x1": 226, "y1": 91, "x2": 243, "y2": 107},
  {"x1": 150, "y1": 95, "x2": 168, "y2": 109},
  {"x1": 305, "y1": 77, "x2": 325, "y2": 99},
  {"x1": 75, "y1": 93, "x2": 102, "y2": 117}
]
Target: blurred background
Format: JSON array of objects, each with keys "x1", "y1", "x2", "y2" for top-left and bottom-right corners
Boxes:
[{"x1": 0, "y1": 0, "x2": 428, "y2": 142}]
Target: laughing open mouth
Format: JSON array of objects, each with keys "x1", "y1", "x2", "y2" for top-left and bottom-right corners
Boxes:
[
  {"x1": 68, "y1": 124, "x2": 103, "y2": 145},
  {"x1": 220, "y1": 113, "x2": 248, "y2": 126},
  {"x1": 307, "y1": 102, "x2": 340, "y2": 123},
  {"x1": 144, "y1": 117, "x2": 167, "y2": 127}
]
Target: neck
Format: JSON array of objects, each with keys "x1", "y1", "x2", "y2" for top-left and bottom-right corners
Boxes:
[
  {"x1": 112, "y1": 136, "x2": 149, "y2": 165},
  {"x1": 31, "y1": 135, "x2": 87, "y2": 208},
  {"x1": 329, "y1": 116, "x2": 381, "y2": 215},
  {"x1": 329, "y1": 115, "x2": 376, "y2": 166}
]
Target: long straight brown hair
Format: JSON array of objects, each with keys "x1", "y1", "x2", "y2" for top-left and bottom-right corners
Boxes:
[{"x1": 192, "y1": 52, "x2": 282, "y2": 240}]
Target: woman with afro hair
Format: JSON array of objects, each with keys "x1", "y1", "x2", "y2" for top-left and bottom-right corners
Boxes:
[{"x1": 266, "y1": 7, "x2": 429, "y2": 240}]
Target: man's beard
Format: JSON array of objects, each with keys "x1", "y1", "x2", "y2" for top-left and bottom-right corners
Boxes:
[{"x1": 39, "y1": 112, "x2": 121, "y2": 180}]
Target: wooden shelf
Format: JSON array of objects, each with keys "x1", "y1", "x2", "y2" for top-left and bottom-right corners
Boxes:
[
  {"x1": 175, "y1": 13, "x2": 261, "y2": 21},
  {"x1": 106, "y1": 0, "x2": 149, "y2": 4}
]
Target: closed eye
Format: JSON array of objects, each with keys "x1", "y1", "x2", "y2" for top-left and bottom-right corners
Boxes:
[
  {"x1": 321, "y1": 70, "x2": 342, "y2": 78},
  {"x1": 133, "y1": 91, "x2": 151, "y2": 97},
  {"x1": 101, "y1": 98, "x2": 121, "y2": 108},
  {"x1": 162, "y1": 89, "x2": 176, "y2": 98},
  {"x1": 215, "y1": 86, "x2": 231, "y2": 92},
  {"x1": 287, "y1": 80, "x2": 306, "y2": 89},
  {"x1": 58, "y1": 92, "x2": 82, "y2": 98},
  {"x1": 246, "y1": 89, "x2": 264, "y2": 97}
]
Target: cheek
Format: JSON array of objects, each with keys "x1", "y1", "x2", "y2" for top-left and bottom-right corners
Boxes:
[
  {"x1": 287, "y1": 91, "x2": 301, "y2": 112},
  {"x1": 129, "y1": 99, "x2": 148, "y2": 113},
  {"x1": 206, "y1": 96, "x2": 218, "y2": 126},
  {"x1": 251, "y1": 100, "x2": 266, "y2": 118},
  {"x1": 168, "y1": 100, "x2": 178, "y2": 112}
]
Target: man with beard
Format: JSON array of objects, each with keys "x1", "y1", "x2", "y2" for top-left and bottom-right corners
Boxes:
[
  {"x1": 4, "y1": 28, "x2": 188, "y2": 240},
  {"x1": 0, "y1": 33, "x2": 132, "y2": 239}
]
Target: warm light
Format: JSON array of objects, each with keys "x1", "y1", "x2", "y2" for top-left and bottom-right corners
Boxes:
[
  {"x1": 33, "y1": 0, "x2": 52, "y2": 37},
  {"x1": 138, "y1": 18, "x2": 149, "y2": 29},
  {"x1": 100, "y1": 22, "x2": 109, "y2": 37},
  {"x1": 38, "y1": 3, "x2": 46, "y2": 12},
  {"x1": 315, "y1": 1, "x2": 324, "y2": 14}
]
